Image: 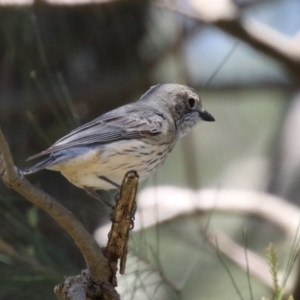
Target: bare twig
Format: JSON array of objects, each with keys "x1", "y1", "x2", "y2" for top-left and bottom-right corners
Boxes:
[
  {"x1": 105, "y1": 171, "x2": 139, "y2": 275},
  {"x1": 0, "y1": 126, "x2": 143, "y2": 299},
  {"x1": 0, "y1": 127, "x2": 114, "y2": 295}
]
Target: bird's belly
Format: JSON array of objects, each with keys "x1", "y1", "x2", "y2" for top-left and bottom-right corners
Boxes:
[{"x1": 48, "y1": 139, "x2": 175, "y2": 190}]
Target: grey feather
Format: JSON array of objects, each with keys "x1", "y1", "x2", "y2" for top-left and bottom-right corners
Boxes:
[
  {"x1": 23, "y1": 156, "x2": 56, "y2": 174},
  {"x1": 27, "y1": 107, "x2": 165, "y2": 161}
]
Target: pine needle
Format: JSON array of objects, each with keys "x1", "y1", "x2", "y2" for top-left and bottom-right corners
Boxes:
[{"x1": 266, "y1": 243, "x2": 284, "y2": 300}]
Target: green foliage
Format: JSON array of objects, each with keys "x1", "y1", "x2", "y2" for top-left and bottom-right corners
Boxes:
[
  {"x1": 266, "y1": 243, "x2": 284, "y2": 300},
  {"x1": 264, "y1": 243, "x2": 294, "y2": 300}
]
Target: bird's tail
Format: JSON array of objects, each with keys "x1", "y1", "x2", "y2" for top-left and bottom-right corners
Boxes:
[{"x1": 22, "y1": 156, "x2": 55, "y2": 175}]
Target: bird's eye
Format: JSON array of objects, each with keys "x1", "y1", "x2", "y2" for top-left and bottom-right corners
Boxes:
[{"x1": 188, "y1": 98, "x2": 196, "y2": 108}]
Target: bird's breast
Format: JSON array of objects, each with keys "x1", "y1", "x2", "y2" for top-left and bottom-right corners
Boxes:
[{"x1": 48, "y1": 138, "x2": 177, "y2": 190}]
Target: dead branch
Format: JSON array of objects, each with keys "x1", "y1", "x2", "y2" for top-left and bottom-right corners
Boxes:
[
  {"x1": 105, "y1": 171, "x2": 139, "y2": 275},
  {"x1": 156, "y1": 0, "x2": 300, "y2": 79},
  {"x1": 55, "y1": 171, "x2": 139, "y2": 299},
  {"x1": 0, "y1": 127, "x2": 117, "y2": 299},
  {"x1": 0, "y1": 127, "x2": 109, "y2": 282},
  {"x1": 0, "y1": 126, "x2": 141, "y2": 299}
]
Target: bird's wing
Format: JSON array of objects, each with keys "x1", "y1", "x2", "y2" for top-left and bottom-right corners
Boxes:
[{"x1": 27, "y1": 110, "x2": 165, "y2": 160}]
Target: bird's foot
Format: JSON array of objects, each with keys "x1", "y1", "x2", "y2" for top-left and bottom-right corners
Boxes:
[
  {"x1": 84, "y1": 187, "x2": 114, "y2": 209},
  {"x1": 98, "y1": 176, "x2": 120, "y2": 189}
]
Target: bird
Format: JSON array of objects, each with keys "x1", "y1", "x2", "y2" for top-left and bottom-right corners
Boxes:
[{"x1": 24, "y1": 83, "x2": 214, "y2": 203}]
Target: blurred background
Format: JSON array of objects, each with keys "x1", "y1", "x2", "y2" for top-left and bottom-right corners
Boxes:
[{"x1": 0, "y1": 0, "x2": 300, "y2": 299}]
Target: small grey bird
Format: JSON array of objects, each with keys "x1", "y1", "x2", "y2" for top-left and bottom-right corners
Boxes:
[{"x1": 24, "y1": 83, "x2": 214, "y2": 199}]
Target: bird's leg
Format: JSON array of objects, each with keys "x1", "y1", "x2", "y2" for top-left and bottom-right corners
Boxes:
[
  {"x1": 83, "y1": 186, "x2": 114, "y2": 209},
  {"x1": 98, "y1": 176, "x2": 120, "y2": 189}
]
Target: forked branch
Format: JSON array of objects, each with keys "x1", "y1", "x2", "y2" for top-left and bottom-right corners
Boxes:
[{"x1": 0, "y1": 127, "x2": 140, "y2": 299}]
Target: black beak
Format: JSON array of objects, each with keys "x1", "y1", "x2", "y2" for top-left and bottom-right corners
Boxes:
[{"x1": 199, "y1": 109, "x2": 215, "y2": 122}]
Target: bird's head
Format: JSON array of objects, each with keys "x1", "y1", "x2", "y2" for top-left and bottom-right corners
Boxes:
[{"x1": 140, "y1": 83, "x2": 215, "y2": 137}]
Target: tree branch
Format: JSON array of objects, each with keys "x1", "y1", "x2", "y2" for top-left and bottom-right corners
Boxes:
[
  {"x1": 139, "y1": 187, "x2": 300, "y2": 237},
  {"x1": 156, "y1": 0, "x2": 300, "y2": 79},
  {"x1": 105, "y1": 171, "x2": 139, "y2": 275},
  {"x1": 205, "y1": 230, "x2": 294, "y2": 293},
  {"x1": 0, "y1": 127, "x2": 111, "y2": 284}
]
